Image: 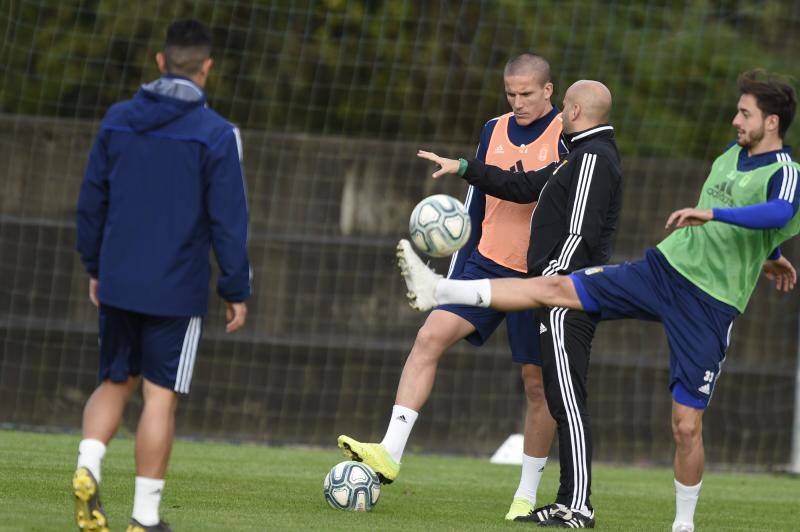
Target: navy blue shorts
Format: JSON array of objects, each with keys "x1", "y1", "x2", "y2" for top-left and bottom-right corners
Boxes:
[
  {"x1": 438, "y1": 251, "x2": 541, "y2": 365},
  {"x1": 570, "y1": 249, "x2": 738, "y2": 409},
  {"x1": 98, "y1": 304, "x2": 204, "y2": 394}
]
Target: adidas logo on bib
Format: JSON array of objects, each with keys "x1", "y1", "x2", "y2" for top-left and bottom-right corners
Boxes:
[{"x1": 494, "y1": 144, "x2": 504, "y2": 154}]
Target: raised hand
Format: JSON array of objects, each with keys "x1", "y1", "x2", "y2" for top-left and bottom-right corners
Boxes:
[{"x1": 417, "y1": 150, "x2": 461, "y2": 179}]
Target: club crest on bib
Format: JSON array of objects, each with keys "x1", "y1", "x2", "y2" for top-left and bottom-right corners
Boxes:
[{"x1": 538, "y1": 145, "x2": 549, "y2": 161}]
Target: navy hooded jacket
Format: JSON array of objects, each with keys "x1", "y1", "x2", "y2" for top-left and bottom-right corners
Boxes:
[{"x1": 77, "y1": 76, "x2": 251, "y2": 317}]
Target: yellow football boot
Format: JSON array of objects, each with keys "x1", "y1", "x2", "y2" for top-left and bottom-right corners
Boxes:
[
  {"x1": 72, "y1": 467, "x2": 109, "y2": 532},
  {"x1": 505, "y1": 498, "x2": 535, "y2": 521},
  {"x1": 337, "y1": 435, "x2": 400, "y2": 484}
]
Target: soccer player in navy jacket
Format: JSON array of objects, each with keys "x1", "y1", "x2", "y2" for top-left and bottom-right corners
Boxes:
[{"x1": 73, "y1": 19, "x2": 250, "y2": 532}]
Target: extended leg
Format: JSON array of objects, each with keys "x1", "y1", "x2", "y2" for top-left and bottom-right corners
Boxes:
[
  {"x1": 488, "y1": 276, "x2": 583, "y2": 312},
  {"x1": 397, "y1": 239, "x2": 584, "y2": 312}
]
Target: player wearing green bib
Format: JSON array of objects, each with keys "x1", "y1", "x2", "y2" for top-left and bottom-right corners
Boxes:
[
  {"x1": 658, "y1": 142, "x2": 800, "y2": 312},
  {"x1": 398, "y1": 71, "x2": 798, "y2": 531}
]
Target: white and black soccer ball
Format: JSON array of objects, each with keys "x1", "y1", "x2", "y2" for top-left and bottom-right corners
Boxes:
[
  {"x1": 409, "y1": 194, "x2": 471, "y2": 257},
  {"x1": 323, "y1": 461, "x2": 381, "y2": 512}
]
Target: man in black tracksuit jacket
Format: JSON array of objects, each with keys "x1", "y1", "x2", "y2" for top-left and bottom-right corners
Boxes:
[{"x1": 418, "y1": 80, "x2": 621, "y2": 528}]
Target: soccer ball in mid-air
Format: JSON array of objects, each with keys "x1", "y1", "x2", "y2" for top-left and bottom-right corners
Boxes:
[
  {"x1": 323, "y1": 461, "x2": 381, "y2": 511},
  {"x1": 409, "y1": 194, "x2": 471, "y2": 257}
]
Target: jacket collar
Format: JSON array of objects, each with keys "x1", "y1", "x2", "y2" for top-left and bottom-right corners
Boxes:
[
  {"x1": 562, "y1": 124, "x2": 614, "y2": 150},
  {"x1": 141, "y1": 75, "x2": 206, "y2": 103}
]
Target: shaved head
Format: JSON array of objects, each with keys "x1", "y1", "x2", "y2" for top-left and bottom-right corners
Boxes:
[
  {"x1": 504, "y1": 53, "x2": 551, "y2": 85},
  {"x1": 561, "y1": 80, "x2": 612, "y2": 133},
  {"x1": 566, "y1": 80, "x2": 612, "y2": 122}
]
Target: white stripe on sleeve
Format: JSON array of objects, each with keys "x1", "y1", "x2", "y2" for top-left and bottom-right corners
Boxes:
[
  {"x1": 447, "y1": 185, "x2": 475, "y2": 278},
  {"x1": 777, "y1": 153, "x2": 797, "y2": 202},
  {"x1": 541, "y1": 152, "x2": 597, "y2": 277}
]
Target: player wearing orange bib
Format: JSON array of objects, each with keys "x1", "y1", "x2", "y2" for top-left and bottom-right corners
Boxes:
[
  {"x1": 338, "y1": 54, "x2": 567, "y2": 521},
  {"x1": 476, "y1": 110, "x2": 564, "y2": 270}
]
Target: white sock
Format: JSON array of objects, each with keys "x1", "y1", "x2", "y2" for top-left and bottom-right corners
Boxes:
[
  {"x1": 513, "y1": 454, "x2": 547, "y2": 505},
  {"x1": 380, "y1": 405, "x2": 419, "y2": 463},
  {"x1": 434, "y1": 279, "x2": 491, "y2": 307},
  {"x1": 77, "y1": 439, "x2": 106, "y2": 483},
  {"x1": 132, "y1": 476, "x2": 165, "y2": 526},
  {"x1": 673, "y1": 479, "x2": 701, "y2": 531}
]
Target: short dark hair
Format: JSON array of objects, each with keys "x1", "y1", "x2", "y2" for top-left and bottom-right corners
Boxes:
[
  {"x1": 738, "y1": 70, "x2": 797, "y2": 138},
  {"x1": 164, "y1": 19, "x2": 212, "y2": 76},
  {"x1": 504, "y1": 53, "x2": 551, "y2": 85}
]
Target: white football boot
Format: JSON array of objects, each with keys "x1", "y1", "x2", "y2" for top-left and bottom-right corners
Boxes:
[{"x1": 396, "y1": 239, "x2": 442, "y2": 312}]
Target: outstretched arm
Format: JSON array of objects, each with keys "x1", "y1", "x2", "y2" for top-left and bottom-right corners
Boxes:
[
  {"x1": 667, "y1": 165, "x2": 800, "y2": 230},
  {"x1": 417, "y1": 150, "x2": 556, "y2": 203},
  {"x1": 666, "y1": 201, "x2": 795, "y2": 230}
]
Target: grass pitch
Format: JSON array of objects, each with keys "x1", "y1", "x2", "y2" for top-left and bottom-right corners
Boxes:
[{"x1": 0, "y1": 430, "x2": 796, "y2": 531}]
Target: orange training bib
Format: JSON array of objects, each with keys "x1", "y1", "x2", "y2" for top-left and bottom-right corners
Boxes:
[{"x1": 477, "y1": 112, "x2": 563, "y2": 272}]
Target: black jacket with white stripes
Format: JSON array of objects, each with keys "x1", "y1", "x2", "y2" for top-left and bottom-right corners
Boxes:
[{"x1": 461, "y1": 124, "x2": 622, "y2": 277}]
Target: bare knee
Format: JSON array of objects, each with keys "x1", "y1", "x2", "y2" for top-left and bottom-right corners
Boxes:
[
  {"x1": 98, "y1": 376, "x2": 139, "y2": 400},
  {"x1": 672, "y1": 410, "x2": 703, "y2": 449},
  {"x1": 407, "y1": 311, "x2": 473, "y2": 368},
  {"x1": 142, "y1": 379, "x2": 179, "y2": 412},
  {"x1": 514, "y1": 276, "x2": 576, "y2": 309},
  {"x1": 521, "y1": 364, "x2": 546, "y2": 405},
  {"x1": 541, "y1": 276, "x2": 576, "y2": 306},
  {"x1": 410, "y1": 324, "x2": 450, "y2": 364}
]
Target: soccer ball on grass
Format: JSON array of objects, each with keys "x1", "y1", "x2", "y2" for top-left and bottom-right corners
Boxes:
[{"x1": 323, "y1": 461, "x2": 381, "y2": 511}]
